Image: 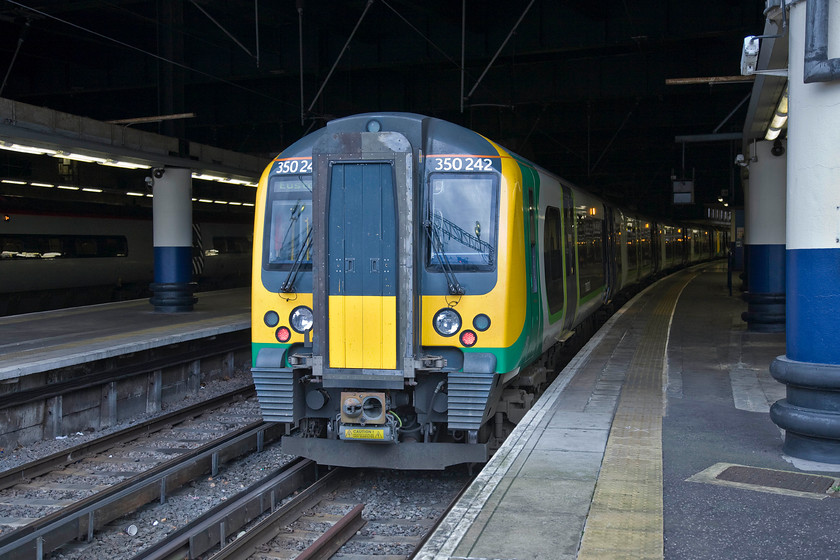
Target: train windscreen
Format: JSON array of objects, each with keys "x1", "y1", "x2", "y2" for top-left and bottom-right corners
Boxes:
[
  {"x1": 265, "y1": 175, "x2": 313, "y2": 270},
  {"x1": 427, "y1": 173, "x2": 498, "y2": 272}
]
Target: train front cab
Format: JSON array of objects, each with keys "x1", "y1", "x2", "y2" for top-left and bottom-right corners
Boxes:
[{"x1": 252, "y1": 114, "x2": 537, "y2": 469}]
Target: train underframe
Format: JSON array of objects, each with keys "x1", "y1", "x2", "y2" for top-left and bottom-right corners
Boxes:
[{"x1": 255, "y1": 340, "x2": 573, "y2": 470}]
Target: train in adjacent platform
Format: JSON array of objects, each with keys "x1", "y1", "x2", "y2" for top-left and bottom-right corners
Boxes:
[
  {"x1": 0, "y1": 210, "x2": 252, "y2": 315},
  {"x1": 250, "y1": 113, "x2": 727, "y2": 470}
]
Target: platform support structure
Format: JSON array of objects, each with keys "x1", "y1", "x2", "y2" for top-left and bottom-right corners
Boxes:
[
  {"x1": 149, "y1": 166, "x2": 196, "y2": 312},
  {"x1": 742, "y1": 139, "x2": 786, "y2": 332},
  {"x1": 770, "y1": 0, "x2": 840, "y2": 463}
]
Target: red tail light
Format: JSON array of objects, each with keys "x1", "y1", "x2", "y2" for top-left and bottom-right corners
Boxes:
[
  {"x1": 460, "y1": 330, "x2": 477, "y2": 347},
  {"x1": 275, "y1": 326, "x2": 291, "y2": 343}
]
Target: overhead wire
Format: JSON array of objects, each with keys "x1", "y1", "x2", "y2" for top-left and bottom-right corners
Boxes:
[{"x1": 1, "y1": 0, "x2": 295, "y2": 107}]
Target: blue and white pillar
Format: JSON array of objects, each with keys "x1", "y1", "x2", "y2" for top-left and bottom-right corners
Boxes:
[
  {"x1": 770, "y1": 0, "x2": 840, "y2": 462},
  {"x1": 742, "y1": 140, "x2": 786, "y2": 332},
  {"x1": 149, "y1": 167, "x2": 196, "y2": 312}
]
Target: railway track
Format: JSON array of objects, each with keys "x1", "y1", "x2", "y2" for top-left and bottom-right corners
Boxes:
[
  {"x1": 0, "y1": 387, "x2": 287, "y2": 560},
  {"x1": 1, "y1": 380, "x2": 473, "y2": 560},
  {"x1": 192, "y1": 466, "x2": 473, "y2": 560}
]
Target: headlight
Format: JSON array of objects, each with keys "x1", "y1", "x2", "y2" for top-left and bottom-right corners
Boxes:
[
  {"x1": 289, "y1": 306, "x2": 314, "y2": 333},
  {"x1": 433, "y1": 308, "x2": 461, "y2": 337}
]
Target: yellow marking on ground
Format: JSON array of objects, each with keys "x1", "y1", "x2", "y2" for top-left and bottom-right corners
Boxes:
[{"x1": 578, "y1": 275, "x2": 694, "y2": 560}]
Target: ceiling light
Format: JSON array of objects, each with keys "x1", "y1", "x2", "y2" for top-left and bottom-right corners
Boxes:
[
  {"x1": 57, "y1": 185, "x2": 79, "y2": 190},
  {"x1": 191, "y1": 172, "x2": 257, "y2": 187},
  {"x1": 765, "y1": 86, "x2": 789, "y2": 141},
  {"x1": 31, "y1": 182, "x2": 54, "y2": 188},
  {"x1": 192, "y1": 173, "x2": 227, "y2": 182},
  {"x1": 56, "y1": 152, "x2": 108, "y2": 164},
  {"x1": 0, "y1": 142, "x2": 58, "y2": 155},
  {"x1": 101, "y1": 159, "x2": 152, "y2": 170},
  {"x1": 1, "y1": 179, "x2": 26, "y2": 185},
  {"x1": 126, "y1": 191, "x2": 145, "y2": 196},
  {"x1": 82, "y1": 187, "x2": 103, "y2": 193}
]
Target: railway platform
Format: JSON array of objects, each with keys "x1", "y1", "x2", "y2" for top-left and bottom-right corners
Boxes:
[
  {"x1": 418, "y1": 263, "x2": 840, "y2": 560},
  {"x1": 0, "y1": 287, "x2": 249, "y2": 381}
]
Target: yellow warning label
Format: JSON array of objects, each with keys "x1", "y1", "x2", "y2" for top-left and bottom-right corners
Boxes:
[{"x1": 344, "y1": 428, "x2": 385, "y2": 440}]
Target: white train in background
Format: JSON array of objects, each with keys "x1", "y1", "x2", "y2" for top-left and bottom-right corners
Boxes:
[{"x1": 0, "y1": 210, "x2": 252, "y2": 315}]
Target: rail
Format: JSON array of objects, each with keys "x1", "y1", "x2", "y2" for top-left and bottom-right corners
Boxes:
[
  {"x1": 0, "y1": 385, "x2": 255, "y2": 491},
  {"x1": 0, "y1": 421, "x2": 284, "y2": 560}
]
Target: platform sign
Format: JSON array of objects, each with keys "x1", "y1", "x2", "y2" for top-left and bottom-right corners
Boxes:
[{"x1": 673, "y1": 180, "x2": 694, "y2": 204}]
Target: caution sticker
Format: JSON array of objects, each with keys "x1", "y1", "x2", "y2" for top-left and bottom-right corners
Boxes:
[{"x1": 344, "y1": 428, "x2": 385, "y2": 440}]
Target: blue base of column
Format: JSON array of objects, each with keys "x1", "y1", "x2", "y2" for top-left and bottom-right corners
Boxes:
[
  {"x1": 788, "y1": 248, "x2": 840, "y2": 363},
  {"x1": 770, "y1": 355, "x2": 840, "y2": 463},
  {"x1": 149, "y1": 282, "x2": 197, "y2": 312},
  {"x1": 741, "y1": 292, "x2": 785, "y2": 332},
  {"x1": 741, "y1": 244, "x2": 785, "y2": 332}
]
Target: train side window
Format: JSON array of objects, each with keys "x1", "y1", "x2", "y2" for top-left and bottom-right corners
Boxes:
[
  {"x1": 575, "y1": 206, "x2": 604, "y2": 297},
  {"x1": 0, "y1": 234, "x2": 127, "y2": 259},
  {"x1": 211, "y1": 236, "x2": 252, "y2": 254},
  {"x1": 543, "y1": 206, "x2": 563, "y2": 315}
]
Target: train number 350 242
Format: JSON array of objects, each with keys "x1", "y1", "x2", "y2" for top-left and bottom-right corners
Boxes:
[
  {"x1": 431, "y1": 157, "x2": 494, "y2": 172},
  {"x1": 274, "y1": 159, "x2": 313, "y2": 174}
]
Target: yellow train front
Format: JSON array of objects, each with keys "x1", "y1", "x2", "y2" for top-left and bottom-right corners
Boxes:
[{"x1": 251, "y1": 113, "x2": 537, "y2": 469}]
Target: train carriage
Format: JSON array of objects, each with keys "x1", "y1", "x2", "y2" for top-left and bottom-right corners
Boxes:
[{"x1": 251, "y1": 112, "x2": 724, "y2": 469}]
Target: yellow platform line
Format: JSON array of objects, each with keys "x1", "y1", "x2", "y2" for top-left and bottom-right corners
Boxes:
[{"x1": 577, "y1": 273, "x2": 695, "y2": 560}]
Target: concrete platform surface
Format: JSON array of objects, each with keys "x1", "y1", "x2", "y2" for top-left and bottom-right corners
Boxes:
[
  {"x1": 0, "y1": 288, "x2": 249, "y2": 380},
  {"x1": 418, "y1": 263, "x2": 840, "y2": 560}
]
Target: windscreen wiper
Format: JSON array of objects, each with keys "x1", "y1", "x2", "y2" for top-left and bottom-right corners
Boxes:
[
  {"x1": 424, "y1": 213, "x2": 464, "y2": 296},
  {"x1": 280, "y1": 227, "x2": 313, "y2": 293}
]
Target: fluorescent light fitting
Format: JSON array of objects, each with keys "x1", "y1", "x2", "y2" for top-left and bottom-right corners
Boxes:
[
  {"x1": 765, "y1": 86, "x2": 789, "y2": 141},
  {"x1": 218, "y1": 178, "x2": 256, "y2": 185},
  {"x1": 192, "y1": 173, "x2": 227, "y2": 182},
  {"x1": 31, "y1": 182, "x2": 54, "y2": 188},
  {"x1": 101, "y1": 160, "x2": 152, "y2": 170},
  {"x1": 57, "y1": 152, "x2": 108, "y2": 164},
  {"x1": 214, "y1": 200, "x2": 228, "y2": 204},
  {"x1": 243, "y1": 203, "x2": 255, "y2": 207},
  {"x1": 198, "y1": 198, "x2": 213, "y2": 203},
  {"x1": 57, "y1": 185, "x2": 80, "y2": 190},
  {"x1": 82, "y1": 187, "x2": 103, "y2": 193},
  {"x1": 0, "y1": 142, "x2": 58, "y2": 155},
  {"x1": 228, "y1": 201, "x2": 242, "y2": 206},
  {"x1": 1, "y1": 179, "x2": 26, "y2": 185},
  {"x1": 126, "y1": 191, "x2": 145, "y2": 196}
]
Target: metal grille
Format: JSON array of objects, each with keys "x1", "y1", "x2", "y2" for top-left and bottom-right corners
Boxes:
[
  {"x1": 717, "y1": 465, "x2": 835, "y2": 494},
  {"x1": 251, "y1": 367, "x2": 295, "y2": 422},
  {"x1": 447, "y1": 371, "x2": 495, "y2": 431}
]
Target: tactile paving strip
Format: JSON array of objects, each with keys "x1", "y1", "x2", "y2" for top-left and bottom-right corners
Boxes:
[{"x1": 577, "y1": 273, "x2": 696, "y2": 560}]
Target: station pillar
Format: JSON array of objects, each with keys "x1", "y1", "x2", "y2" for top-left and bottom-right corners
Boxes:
[
  {"x1": 149, "y1": 166, "x2": 196, "y2": 312},
  {"x1": 741, "y1": 140, "x2": 786, "y2": 332},
  {"x1": 770, "y1": 0, "x2": 840, "y2": 462}
]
